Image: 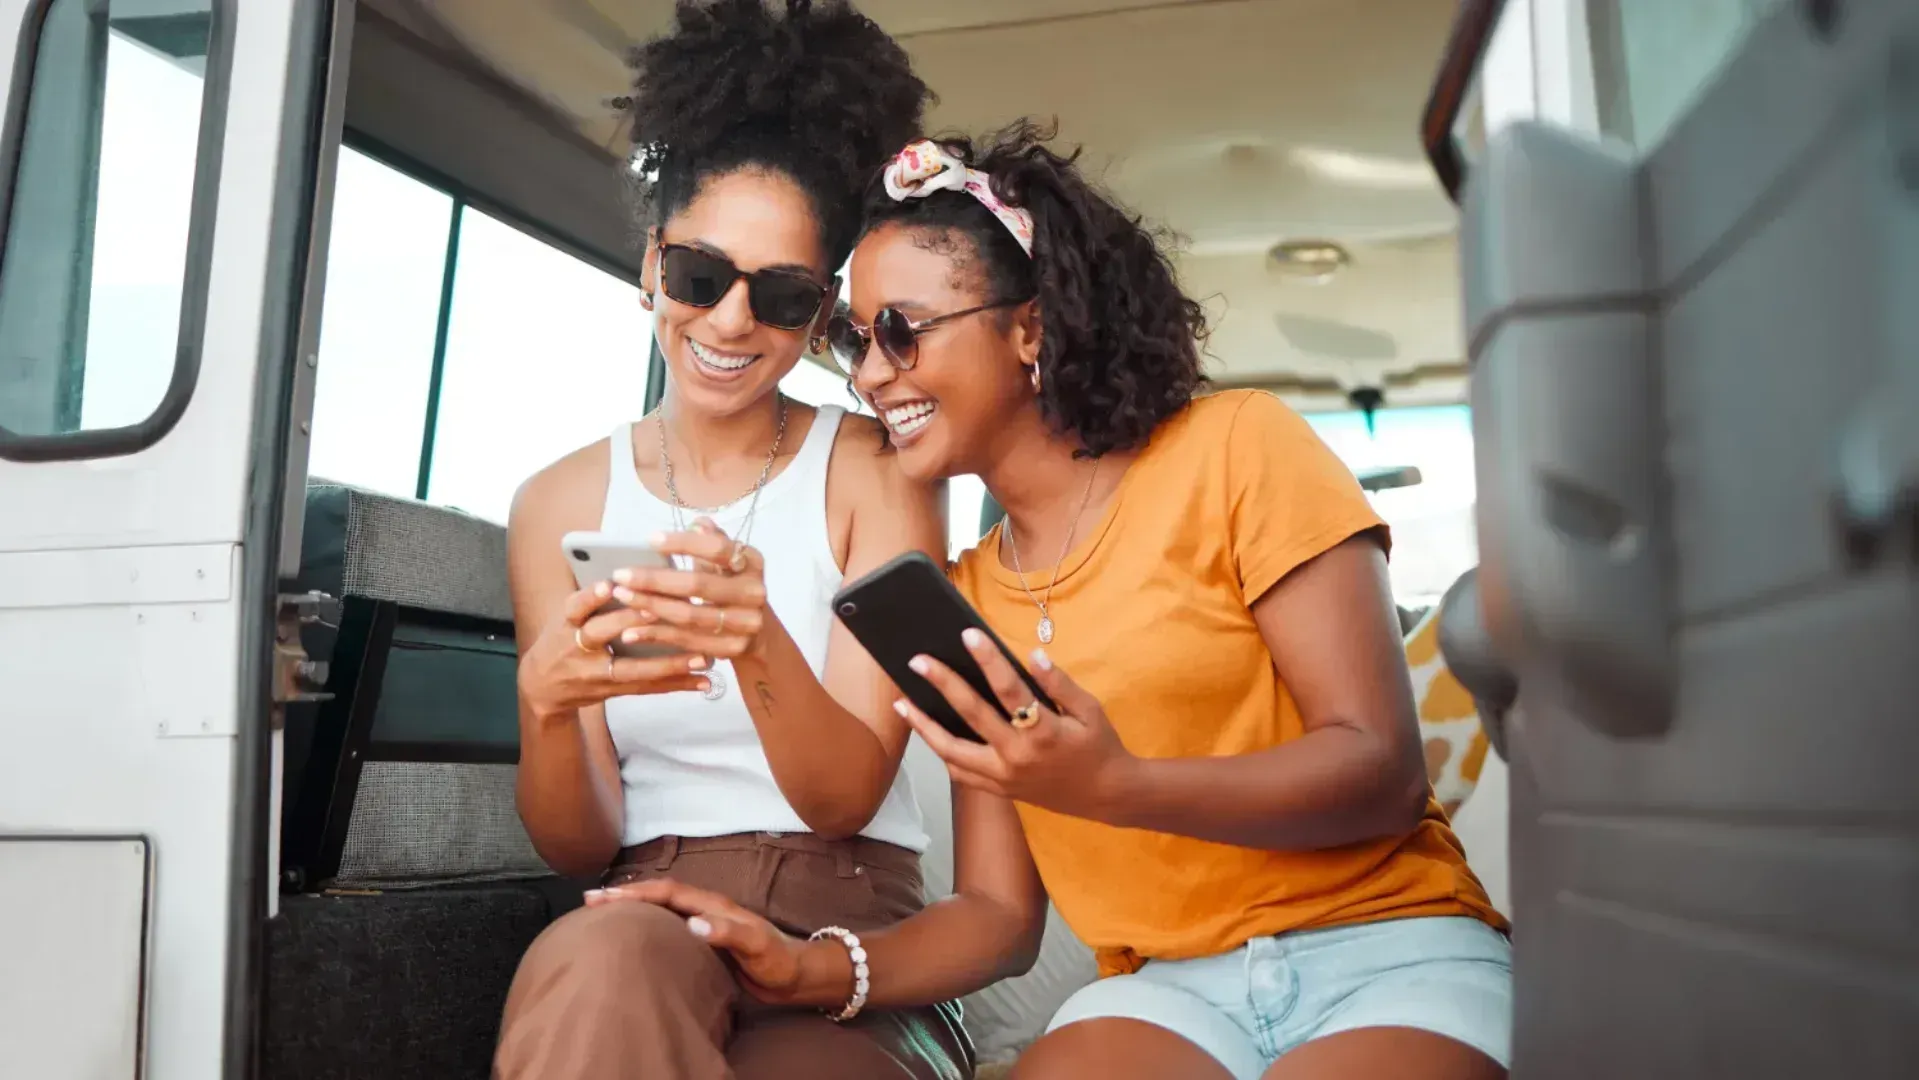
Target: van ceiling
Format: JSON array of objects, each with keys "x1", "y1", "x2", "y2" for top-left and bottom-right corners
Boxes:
[{"x1": 353, "y1": 0, "x2": 1464, "y2": 410}]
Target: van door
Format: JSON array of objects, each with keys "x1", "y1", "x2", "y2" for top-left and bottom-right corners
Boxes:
[
  {"x1": 1429, "y1": 0, "x2": 1919, "y2": 1075},
  {"x1": 0, "y1": 1, "x2": 340, "y2": 1078}
]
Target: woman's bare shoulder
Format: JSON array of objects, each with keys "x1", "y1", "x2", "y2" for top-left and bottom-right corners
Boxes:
[
  {"x1": 831, "y1": 414, "x2": 937, "y2": 502},
  {"x1": 831, "y1": 411, "x2": 887, "y2": 459},
  {"x1": 510, "y1": 435, "x2": 614, "y2": 537}
]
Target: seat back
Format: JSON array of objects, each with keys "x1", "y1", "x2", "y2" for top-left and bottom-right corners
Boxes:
[{"x1": 281, "y1": 482, "x2": 545, "y2": 890}]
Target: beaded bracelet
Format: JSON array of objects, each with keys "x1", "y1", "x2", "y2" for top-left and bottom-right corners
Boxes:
[{"x1": 807, "y1": 925, "x2": 869, "y2": 1022}]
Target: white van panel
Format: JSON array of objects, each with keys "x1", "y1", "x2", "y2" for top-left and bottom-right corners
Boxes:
[
  {"x1": 0, "y1": 837, "x2": 151, "y2": 1080},
  {"x1": 0, "y1": 2, "x2": 311, "y2": 1078}
]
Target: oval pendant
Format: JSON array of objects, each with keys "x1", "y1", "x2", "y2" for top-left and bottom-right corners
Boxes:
[
  {"x1": 702, "y1": 667, "x2": 728, "y2": 701},
  {"x1": 1037, "y1": 617, "x2": 1055, "y2": 645}
]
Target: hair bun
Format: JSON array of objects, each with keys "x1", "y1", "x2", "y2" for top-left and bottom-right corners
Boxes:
[{"x1": 623, "y1": 1, "x2": 930, "y2": 208}]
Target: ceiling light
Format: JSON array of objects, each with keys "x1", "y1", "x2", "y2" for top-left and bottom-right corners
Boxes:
[{"x1": 1268, "y1": 240, "x2": 1350, "y2": 282}]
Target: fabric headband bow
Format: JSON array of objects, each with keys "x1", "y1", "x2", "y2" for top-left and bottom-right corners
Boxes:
[{"x1": 882, "y1": 140, "x2": 1035, "y2": 257}]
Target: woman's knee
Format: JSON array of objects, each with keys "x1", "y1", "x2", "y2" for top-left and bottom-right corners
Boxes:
[
  {"x1": 729, "y1": 1014, "x2": 914, "y2": 1080},
  {"x1": 496, "y1": 902, "x2": 739, "y2": 1078},
  {"x1": 1013, "y1": 1019, "x2": 1235, "y2": 1080},
  {"x1": 1019, "y1": 973, "x2": 1261, "y2": 1080},
  {"x1": 511, "y1": 900, "x2": 725, "y2": 999}
]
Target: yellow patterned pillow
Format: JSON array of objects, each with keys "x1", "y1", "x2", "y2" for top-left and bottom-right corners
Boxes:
[{"x1": 1404, "y1": 602, "x2": 1491, "y2": 817}]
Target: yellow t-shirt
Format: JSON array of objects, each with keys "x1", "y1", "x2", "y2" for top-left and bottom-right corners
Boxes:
[{"x1": 950, "y1": 390, "x2": 1506, "y2": 977}]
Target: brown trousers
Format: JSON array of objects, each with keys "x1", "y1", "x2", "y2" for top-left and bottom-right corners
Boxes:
[{"x1": 493, "y1": 832, "x2": 974, "y2": 1080}]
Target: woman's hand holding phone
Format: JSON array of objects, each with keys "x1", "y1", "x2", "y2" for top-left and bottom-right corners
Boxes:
[
  {"x1": 518, "y1": 580, "x2": 716, "y2": 722},
  {"x1": 899, "y1": 630, "x2": 1141, "y2": 822},
  {"x1": 608, "y1": 518, "x2": 775, "y2": 662}
]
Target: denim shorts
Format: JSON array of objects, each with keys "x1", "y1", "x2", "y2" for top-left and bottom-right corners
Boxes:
[{"x1": 1046, "y1": 916, "x2": 1512, "y2": 1079}]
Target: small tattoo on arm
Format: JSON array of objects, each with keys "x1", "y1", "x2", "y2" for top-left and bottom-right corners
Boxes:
[{"x1": 754, "y1": 680, "x2": 776, "y2": 713}]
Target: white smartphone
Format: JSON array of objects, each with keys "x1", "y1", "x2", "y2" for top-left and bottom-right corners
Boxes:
[{"x1": 561, "y1": 531, "x2": 683, "y2": 660}]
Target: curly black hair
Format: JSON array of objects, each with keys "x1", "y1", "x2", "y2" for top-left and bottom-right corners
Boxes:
[
  {"x1": 859, "y1": 119, "x2": 1209, "y2": 457},
  {"x1": 619, "y1": 0, "x2": 932, "y2": 271}
]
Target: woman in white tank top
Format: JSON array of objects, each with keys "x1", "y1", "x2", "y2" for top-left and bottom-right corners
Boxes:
[{"x1": 491, "y1": 5, "x2": 970, "y2": 1079}]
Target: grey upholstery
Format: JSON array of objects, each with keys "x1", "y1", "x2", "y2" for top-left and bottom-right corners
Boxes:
[
  {"x1": 268, "y1": 482, "x2": 569, "y2": 1079},
  {"x1": 300, "y1": 481, "x2": 513, "y2": 622},
  {"x1": 289, "y1": 480, "x2": 545, "y2": 888},
  {"x1": 265, "y1": 883, "x2": 578, "y2": 1080},
  {"x1": 336, "y1": 762, "x2": 544, "y2": 889}
]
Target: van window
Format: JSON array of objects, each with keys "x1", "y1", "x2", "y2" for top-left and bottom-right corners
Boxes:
[
  {"x1": 424, "y1": 208, "x2": 653, "y2": 522},
  {"x1": 779, "y1": 356, "x2": 861, "y2": 415},
  {"x1": 307, "y1": 148, "x2": 452, "y2": 498},
  {"x1": 309, "y1": 174, "x2": 892, "y2": 528},
  {"x1": 308, "y1": 148, "x2": 658, "y2": 523},
  {"x1": 0, "y1": 0, "x2": 218, "y2": 449},
  {"x1": 947, "y1": 474, "x2": 991, "y2": 556},
  {"x1": 1307, "y1": 404, "x2": 1478, "y2": 608}
]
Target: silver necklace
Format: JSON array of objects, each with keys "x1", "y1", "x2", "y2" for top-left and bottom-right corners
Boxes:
[
  {"x1": 657, "y1": 396, "x2": 788, "y2": 517},
  {"x1": 1002, "y1": 459, "x2": 1101, "y2": 645},
  {"x1": 654, "y1": 395, "x2": 788, "y2": 700}
]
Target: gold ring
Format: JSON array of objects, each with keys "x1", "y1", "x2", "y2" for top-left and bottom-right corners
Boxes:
[
  {"x1": 1010, "y1": 702, "x2": 1042, "y2": 730},
  {"x1": 715, "y1": 609, "x2": 728, "y2": 636},
  {"x1": 727, "y1": 542, "x2": 751, "y2": 575},
  {"x1": 575, "y1": 627, "x2": 595, "y2": 654},
  {"x1": 607, "y1": 654, "x2": 616, "y2": 677}
]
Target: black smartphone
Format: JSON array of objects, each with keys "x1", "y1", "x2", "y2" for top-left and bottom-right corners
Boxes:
[{"x1": 833, "y1": 551, "x2": 1055, "y2": 743}]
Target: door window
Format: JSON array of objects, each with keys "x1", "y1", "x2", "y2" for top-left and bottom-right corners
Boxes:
[
  {"x1": 0, "y1": 0, "x2": 221, "y2": 453},
  {"x1": 1586, "y1": 0, "x2": 1786, "y2": 148}
]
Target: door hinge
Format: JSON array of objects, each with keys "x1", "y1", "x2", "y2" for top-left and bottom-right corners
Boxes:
[{"x1": 274, "y1": 590, "x2": 339, "y2": 710}]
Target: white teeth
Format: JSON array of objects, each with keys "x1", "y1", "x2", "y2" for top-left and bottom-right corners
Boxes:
[
  {"x1": 884, "y1": 401, "x2": 936, "y2": 438},
  {"x1": 689, "y1": 339, "x2": 757, "y2": 371}
]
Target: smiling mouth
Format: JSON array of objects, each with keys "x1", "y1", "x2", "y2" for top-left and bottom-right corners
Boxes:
[
  {"x1": 688, "y1": 338, "x2": 759, "y2": 373},
  {"x1": 882, "y1": 400, "x2": 937, "y2": 439}
]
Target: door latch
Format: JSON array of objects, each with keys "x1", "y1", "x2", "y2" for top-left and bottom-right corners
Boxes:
[
  {"x1": 274, "y1": 590, "x2": 339, "y2": 708},
  {"x1": 1834, "y1": 394, "x2": 1919, "y2": 565},
  {"x1": 1833, "y1": 30, "x2": 1919, "y2": 565}
]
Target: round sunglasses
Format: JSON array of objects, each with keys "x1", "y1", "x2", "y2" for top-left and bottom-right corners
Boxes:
[
  {"x1": 656, "y1": 243, "x2": 830, "y2": 331},
  {"x1": 827, "y1": 299, "x2": 1030, "y2": 375}
]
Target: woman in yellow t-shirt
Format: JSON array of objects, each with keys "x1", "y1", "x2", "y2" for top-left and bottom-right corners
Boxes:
[{"x1": 590, "y1": 123, "x2": 1512, "y2": 1080}]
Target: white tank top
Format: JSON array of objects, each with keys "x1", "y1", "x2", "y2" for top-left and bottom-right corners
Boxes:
[{"x1": 599, "y1": 405, "x2": 928, "y2": 852}]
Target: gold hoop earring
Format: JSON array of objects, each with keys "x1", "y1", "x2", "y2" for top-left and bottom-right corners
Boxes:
[
  {"x1": 1029, "y1": 365, "x2": 1042, "y2": 393},
  {"x1": 809, "y1": 334, "x2": 827, "y2": 355},
  {"x1": 639, "y1": 293, "x2": 655, "y2": 312}
]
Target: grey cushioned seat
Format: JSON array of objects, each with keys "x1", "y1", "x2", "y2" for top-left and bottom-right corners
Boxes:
[
  {"x1": 268, "y1": 482, "x2": 578, "y2": 1080},
  {"x1": 283, "y1": 481, "x2": 545, "y2": 890}
]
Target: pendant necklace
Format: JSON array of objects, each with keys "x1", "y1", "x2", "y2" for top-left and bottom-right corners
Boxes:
[
  {"x1": 1003, "y1": 459, "x2": 1100, "y2": 646},
  {"x1": 656, "y1": 395, "x2": 788, "y2": 700}
]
